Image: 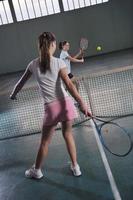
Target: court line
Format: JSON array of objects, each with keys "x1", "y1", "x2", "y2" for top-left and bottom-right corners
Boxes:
[{"x1": 90, "y1": 119, "x2": 122, "y2": 200}]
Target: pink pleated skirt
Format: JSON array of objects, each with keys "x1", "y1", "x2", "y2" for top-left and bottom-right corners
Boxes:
[{"x1": 43, "y1": 96, "x2": 78, "y2": 126}]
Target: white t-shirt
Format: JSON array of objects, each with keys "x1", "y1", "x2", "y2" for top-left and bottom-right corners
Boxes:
[
  {"x1": 27, "y1": 57, "x2": 69, "y2": 103},
  {"x1": 60, "y1": 50, "x2": 71, "y2": 74}
]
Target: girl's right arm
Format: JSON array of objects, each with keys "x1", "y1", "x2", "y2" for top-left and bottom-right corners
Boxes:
[
  {"x1": 59, "y1": 67, "x2": 90, "y2": 116},
  {"x1": 67, "y1": 55, "x2": 84, "y2": 63},
  {"x1": 10, "y1": 68, "x2": 32, "y2": 100},
  {"x1": 73, "y1": 49, "x2": 83, "y2": 59}
]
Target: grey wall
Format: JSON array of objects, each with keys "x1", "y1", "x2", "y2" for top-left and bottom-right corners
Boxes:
[{"x1": 0, "y1": 0, "x2": 133, "y2": 74}]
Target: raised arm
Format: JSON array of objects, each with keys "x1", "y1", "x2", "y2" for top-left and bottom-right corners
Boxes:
[
  {"x1": 67, "y1": 55, "x2": 84, "y2": 63},
  {"x1": 59, "y1": 67, "x2": 89, "y2": 116},
  {"x1": 10, "y1": 68, "x2": 32, "y2": 99},
  {"x1": 73, "y1": 49, "x2": 83, "y2": 59}
]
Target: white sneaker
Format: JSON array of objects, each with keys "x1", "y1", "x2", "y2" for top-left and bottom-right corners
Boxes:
[
  {"x1": 25, "y1": 165, "x2": 43, "y2": 179},
  {"x1": 74, "y1": 102, "x2": 80, "y2": 108},
  {"x1": 57, "y1": 122, "x2": 61, "y2": 128},
  {"x1": 70, "y1": 163, "x2": 82, "y2": 177}
]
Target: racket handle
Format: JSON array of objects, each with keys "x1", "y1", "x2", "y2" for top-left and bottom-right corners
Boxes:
[
  {"x1": 76, "y1": 103, "x2": 92, "y2": 117},
  {"x1": 80, "y1": 49, "x2": 84, "y2": 58}
]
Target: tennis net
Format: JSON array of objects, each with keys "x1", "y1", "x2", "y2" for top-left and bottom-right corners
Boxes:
[{"x1": 0, "y1": 65, "x2": 133, "y2": 140}]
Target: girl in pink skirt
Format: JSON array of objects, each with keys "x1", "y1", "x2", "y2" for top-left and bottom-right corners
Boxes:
[{"x1": 10, "y1": 32, "x2": 89, "y2": 179}]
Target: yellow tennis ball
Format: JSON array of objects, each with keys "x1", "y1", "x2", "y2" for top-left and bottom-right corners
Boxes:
[{"x1": 97, "y1": 46, "x2": 102, "y2": 51}]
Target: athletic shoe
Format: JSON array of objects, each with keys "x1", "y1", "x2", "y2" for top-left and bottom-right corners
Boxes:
[
  {"x1": 74, "y1": 102, "x2": 80, "y2": 108},
  {"x1": 70, "y1": 163, "x2": 82, "y2": 177},
  {"x1": 25, "y1": 165, "x2": 43, "y2": 179}
]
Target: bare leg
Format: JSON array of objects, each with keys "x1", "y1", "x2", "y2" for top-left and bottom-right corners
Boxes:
[
  {"x1": 62, "y1": 120, "x2": 77, "y2": 167},
  {"x1": 35, "y1": 124, "x2": 56, "y2": 169},
  {"x1": 71, "y1": 77, "x2": 79, "y2": 92}
]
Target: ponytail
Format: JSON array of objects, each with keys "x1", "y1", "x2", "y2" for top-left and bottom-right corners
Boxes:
[
  {"x1": 59, "y1": 42, "x2": 63, "y2": 50},
  {"x1": 38, "y1": 32, "x2": 56, "y2": 73}
]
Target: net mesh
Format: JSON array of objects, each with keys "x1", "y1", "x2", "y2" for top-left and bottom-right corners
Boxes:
[
  {"x1": 0, "y1": 65, "x2": 133, "y2": 140},
  {"x1": 78, "y1": 66, "x2": 133, "y2": 117}
]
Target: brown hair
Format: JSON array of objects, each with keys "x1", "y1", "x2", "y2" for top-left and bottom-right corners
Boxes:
[
  {"x1": 38, "y1": 32, "x2": 56, "y2": 73},
  {"x1": 59, "y1": 41, "x2": 68, "y2": 50}
]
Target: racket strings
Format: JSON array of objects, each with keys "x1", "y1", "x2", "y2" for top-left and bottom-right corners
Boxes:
[
  {"x1": 98, "y1": 120, "x2": 133, "y2": 157},
  {"x1": 80, "y1": 38, "x2": 88, "y2": 50}
]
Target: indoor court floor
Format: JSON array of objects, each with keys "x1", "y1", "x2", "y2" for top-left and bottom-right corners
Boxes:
[{"x1": 0, "y1": 49, "x2": 133, "y2": 200}]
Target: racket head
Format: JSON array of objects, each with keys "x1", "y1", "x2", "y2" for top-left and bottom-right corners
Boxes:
[
  {"x1": 99, "y1": 121, "x2": 133, "y2": 157},
  {"x1": 80, "y1": 38, "x2": 88, "y2": 50}
]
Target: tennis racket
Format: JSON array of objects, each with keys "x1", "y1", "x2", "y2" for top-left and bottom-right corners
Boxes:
[
  {"x1": 79, "y1": 38, "x2": 89, "y2": 58},
  {"x1": 90, "y1": 115, "x2": 133, "y2": 157},
  {"x1": 78, "y1": 106, "x2": 133, "y2": 157},
  {"x1": 80, "y1": 38, "x2": 88, "y2": 50}
]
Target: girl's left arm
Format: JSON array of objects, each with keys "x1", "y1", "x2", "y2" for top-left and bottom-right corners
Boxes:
[{"x1": 10, "y1": 68, "x2": 32, "y2": 99}]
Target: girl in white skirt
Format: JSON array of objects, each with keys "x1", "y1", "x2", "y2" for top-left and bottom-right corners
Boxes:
[{"x1": 10, "y1": 32, "x2": 89, "y2": 179}]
